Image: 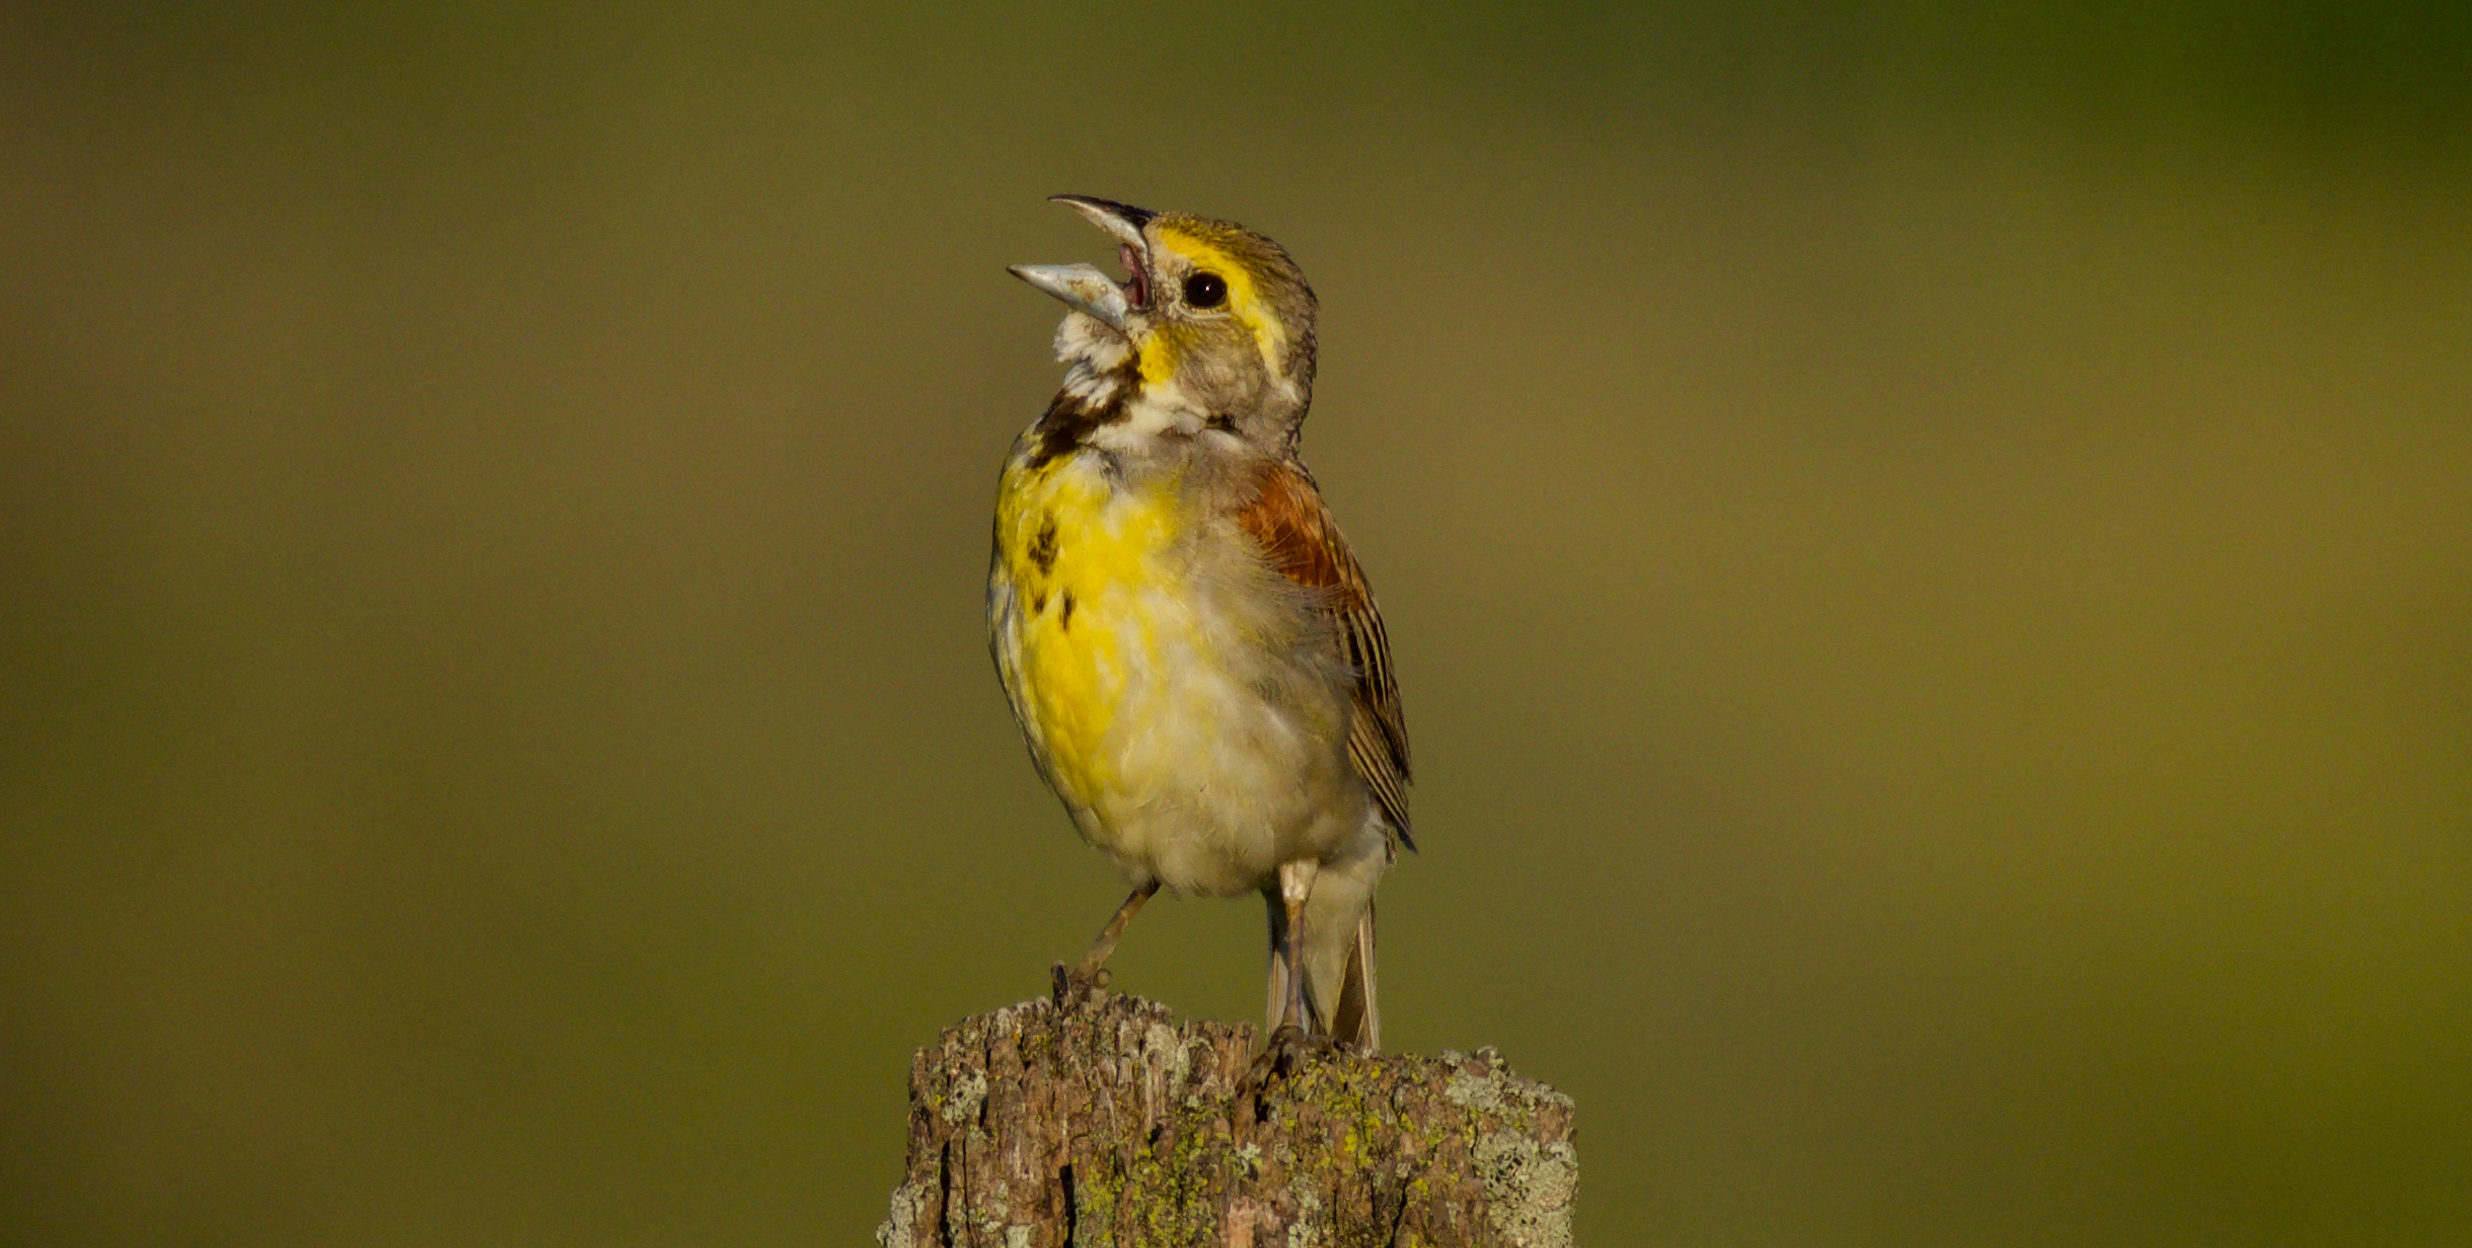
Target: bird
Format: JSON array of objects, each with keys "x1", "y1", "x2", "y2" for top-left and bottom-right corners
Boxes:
[{"x1": 989, "y1": 195, "x2": 1411, "y2": 1053}]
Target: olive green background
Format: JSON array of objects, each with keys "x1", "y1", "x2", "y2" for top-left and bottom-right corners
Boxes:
[{"x1": 4, "y1": 4, "x2": 2468, "y2": 1245}]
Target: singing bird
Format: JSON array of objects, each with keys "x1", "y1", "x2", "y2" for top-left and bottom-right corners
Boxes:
[{"x1": 990, "y1": 196, "x2": 1411, "y2": 1051}]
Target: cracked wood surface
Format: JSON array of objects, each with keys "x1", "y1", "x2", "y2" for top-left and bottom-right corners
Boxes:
[{"x1": 874, "y1": 991, "x2": 1576, "y2": 1247}]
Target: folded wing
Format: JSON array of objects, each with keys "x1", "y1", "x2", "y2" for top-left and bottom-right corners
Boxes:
[{"x1": 1236, "y1": 460, "x2": 1414, "y2": 852}]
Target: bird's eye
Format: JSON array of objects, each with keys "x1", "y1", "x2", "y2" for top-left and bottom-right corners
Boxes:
[{"x1": 1183, "y1": 272, "x2": 1228, "y2": 309}]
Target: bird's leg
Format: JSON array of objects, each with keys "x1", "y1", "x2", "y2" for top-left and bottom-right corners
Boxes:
[
  {"x1": 1251, "y1": 861, "x2": 1324, "y2": 1083},
  {"x1": 1051, "y1": 880, "x2": 1160, "y2": 1007},
  {"x1": 1275, "y1": 860, "x2": 1317, "y2": 1033},
  {"x1": 1078, "y1": 880, "x2": 1160, "y2": 985}
]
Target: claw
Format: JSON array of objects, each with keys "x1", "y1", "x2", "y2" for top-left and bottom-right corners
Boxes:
[
  {"x1": 1245, "y1": 1022, "x2": 1334, "y2": 1093},
  {"x1": 1049, "y1": 881, "x2": 1158, "y2": 1011},
  {"x1": 1049, "y1": 961, "x2": 1108, "y2": 1010}
]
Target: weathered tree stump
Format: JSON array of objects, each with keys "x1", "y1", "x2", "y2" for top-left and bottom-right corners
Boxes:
[{"x1": 875, "y1": 990, "x2": 1576, "y2": 1247}]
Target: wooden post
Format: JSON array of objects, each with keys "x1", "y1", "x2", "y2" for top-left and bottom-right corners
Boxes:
[{"x1": 875, "y1": 988, "x2": 1577, "y2": 1247}]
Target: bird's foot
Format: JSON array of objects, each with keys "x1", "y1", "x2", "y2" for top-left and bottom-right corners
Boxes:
[
  {"x1": 1048, "y1": 960, "x2": 1112, "y2": 1011},
  {"x1": 1245, "y1": 1023, "x2": 1332, "y2": 1092}
]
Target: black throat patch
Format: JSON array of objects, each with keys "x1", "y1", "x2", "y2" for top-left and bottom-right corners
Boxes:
[{"x1": 1024, "y1": 386, "x2": 1132, "y2": 471}]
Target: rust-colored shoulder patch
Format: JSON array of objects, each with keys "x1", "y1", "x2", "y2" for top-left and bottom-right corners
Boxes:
[{"x1": 1236, "y1": 461, "x2": 1356, "y2": 596}]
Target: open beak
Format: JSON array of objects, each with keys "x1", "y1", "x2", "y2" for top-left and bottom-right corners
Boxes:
[{"x1": 1008, "y1": 194, "x2": 1157, "y2": 332}]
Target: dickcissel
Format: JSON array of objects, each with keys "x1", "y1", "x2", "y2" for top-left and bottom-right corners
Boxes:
[{"x1": 990, "y1": 196, "x2": 1411, "y2": 1051}]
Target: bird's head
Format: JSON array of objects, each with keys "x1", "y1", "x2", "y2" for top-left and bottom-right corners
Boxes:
[{"x1": 1012, "y1": 195, "x2": 1318, "y2": 447}]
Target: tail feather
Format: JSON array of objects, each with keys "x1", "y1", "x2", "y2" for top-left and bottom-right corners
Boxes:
[
  {"x1": 1328, "y1": 901, "x2": 1378, "y2": 1051},
  {"x1": 1264, "y1": 891, "x2": 1295, "y2": 1037}
]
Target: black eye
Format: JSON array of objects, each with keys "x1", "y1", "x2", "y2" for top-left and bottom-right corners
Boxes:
[{"x1": 1182, "y1": 271, "x2": 1228, "y2": 308}]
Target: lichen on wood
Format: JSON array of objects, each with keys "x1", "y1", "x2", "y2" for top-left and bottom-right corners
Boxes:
[{"x1": 875, "y1": 991, "x2": 1576, "y2": 1247}]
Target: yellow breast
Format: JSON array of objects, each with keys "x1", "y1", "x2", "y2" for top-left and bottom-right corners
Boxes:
[{"x1": 991, "y1": 450, "x2": 1187, "y2": 810}]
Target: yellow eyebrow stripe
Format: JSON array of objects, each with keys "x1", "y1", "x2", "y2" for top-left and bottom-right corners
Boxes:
[{"x1": 1151, "y1": 226, "x2": 1287, "y2": 372}]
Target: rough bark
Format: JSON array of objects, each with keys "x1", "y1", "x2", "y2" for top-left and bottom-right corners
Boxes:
[{"x1": 874, "y1": 989, "x2": 1576, "y2": 1247}]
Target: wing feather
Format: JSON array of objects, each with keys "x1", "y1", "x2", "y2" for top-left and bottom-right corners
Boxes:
[{"x1": 1236, "y1": 460, "x2": 1415, "y2": 851}]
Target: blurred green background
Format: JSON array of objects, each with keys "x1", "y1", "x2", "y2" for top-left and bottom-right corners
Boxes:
[{"x1": 4, "y1": 4, "x2": 2469, "y2": 1244}]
